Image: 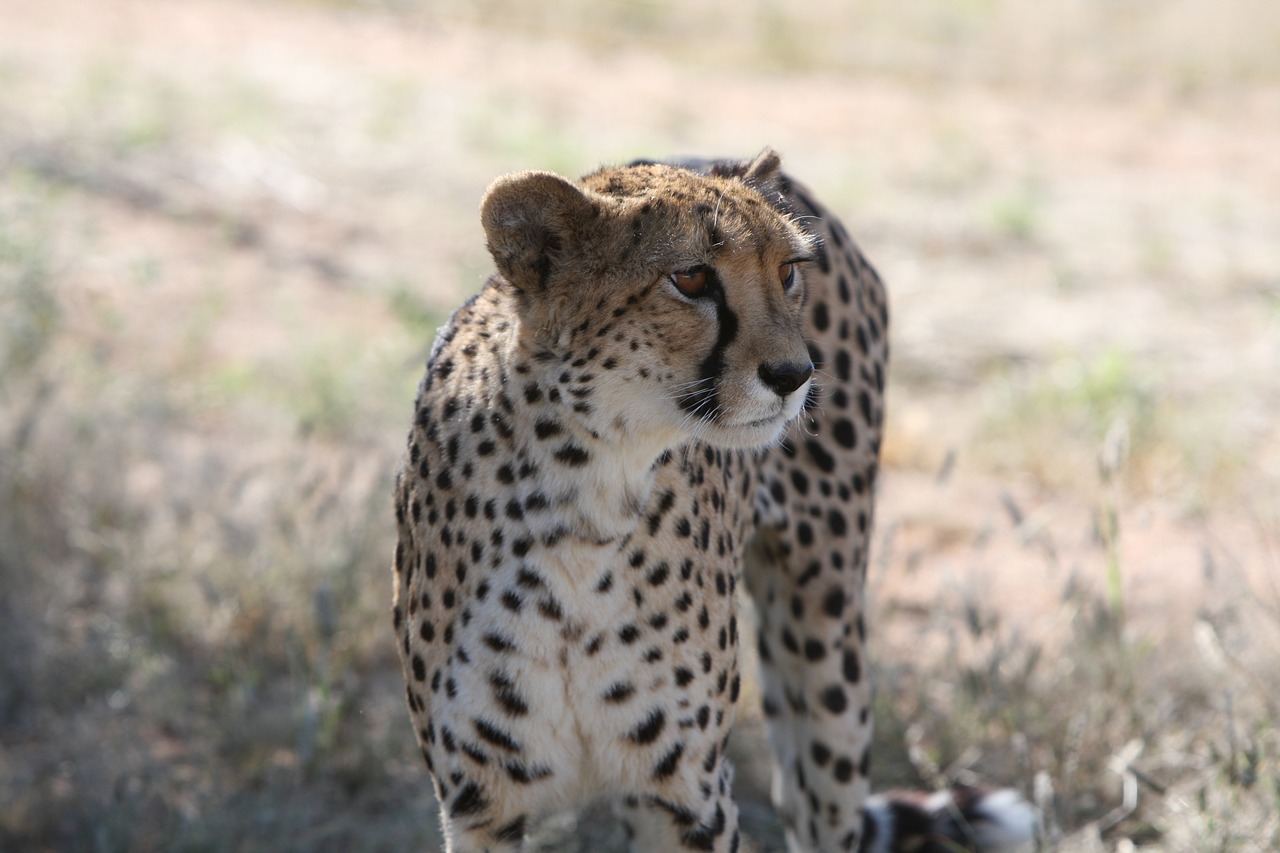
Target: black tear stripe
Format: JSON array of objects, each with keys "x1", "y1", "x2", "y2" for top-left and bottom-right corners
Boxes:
[{"x1": 679, "y1": 269, "x2": 738, "y2": 418}]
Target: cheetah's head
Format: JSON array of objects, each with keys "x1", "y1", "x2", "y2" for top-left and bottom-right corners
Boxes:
[{"x1": 481, "y1": 149, "x2": 816, "y2": 452}]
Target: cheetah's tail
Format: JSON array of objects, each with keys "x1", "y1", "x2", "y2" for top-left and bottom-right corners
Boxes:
[{"x1": 862, "y1": 784, "x2": 1038, "y2": 853}]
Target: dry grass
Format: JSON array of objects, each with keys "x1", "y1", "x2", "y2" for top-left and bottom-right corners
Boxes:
[{"x1": 1, "y1": 0, "x2": 1278, "y2": 850}]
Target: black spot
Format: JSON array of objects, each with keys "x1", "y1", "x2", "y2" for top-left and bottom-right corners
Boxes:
[
  {"x1": 505, "y1": 760, "x2": 552, "y2": 784},
  {"x1": 474, "y1": 718, "x2": 521, "y2": 752},
  {"x1": 827, "y1": 509, "x2": 848, "y2": 537},
  {"x1": 674, "y1": 667, "x2": 695, "y2": 687},
  {"x1": 833, "y1": 757, "x2": 854, "y2": 783},
  {"x1": 618, "y1": 624, "x2": 641, "y2": 644},
  {"x1": 811, "y1": 741, "x2": 832, "y2": 767},
  {"x1": 845, "y1": 318, "x2": 866, "y2": 356},
  {"x1": 652, "y1": 742, "x2": 684, "y2": 780},
  {"x1": 832, "y1": 418, "x2": 857, "y2": 449},
  {"x1": 628, "y1": 708, "x2": 666, "y2": 744},
  {"x1": 820, "y1": 685, "x2": 848, "y2": 714},
  {"x1": 812, "y1": 301, "x2": 830, "y2": 331},
  {"x1": 460, "y1": 741, "x2": 488, "y2": 766},
  {"x1": 796, "y1": 521, "x2": 815, "y2": 547},
  {"x1": 817, "y1": 589, "x2": 842, "y2": 621},
  {"x1": 450, "y1": 782, "x2": 486, "y2": 817},
  {"x1": 842, "y1": 649, "x2": 862, "y2": 684},
  {"x1": 538, "y1": 596, "x2": 564, "y2": 621},
  {"x1": 681, "y1": 802, "x2": 727, "y2": 850},
  {"x1": 859, "y1": 390, "x2": 873, "y2": 424},
  {"x1": 494, "y1": 815, "x2": 527, "y2": 843},
  {"x1": 490, "y1": 671, "x2": 529, "y2": 716},
  {"x1": 803, "y1": 639, "x2": 826, "y2": 661},
  {"x1": 603, "y1": 682, "x2": 635, "y2": 703},
  {"x1": 805, "y1": 440, "x2": 837, "y2": 473},
  {"x1": 647, "y1": 488, "x2": 678, "y2": 534},
  {"x1": 554, "y1": 443, "x2": 590, "y2": 467},
  {"x1": 835, "y1": 350, "x2": 852, "y2": 382},
  {"x1": 482, "y1": 632, "x2": 515, "y2": 653},
  {"x1": 534, "y1": 419, "x2": 562, "y2": 439}
]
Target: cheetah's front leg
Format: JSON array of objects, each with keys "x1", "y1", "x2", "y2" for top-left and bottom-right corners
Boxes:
[
  {"x1": 613, "y1": 772, "x2": 742, "y2": 853},
  {"x1": 440, "y1": 821, "x2": 524, "y2": 853},
  {"x1": 743, "y1": 507, "x2": 1036, "y2": 852},
  {"x1": 744, "y1": 524, "x2": 873, "y2": 853}
]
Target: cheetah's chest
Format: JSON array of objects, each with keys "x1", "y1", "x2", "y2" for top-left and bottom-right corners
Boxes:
[{"x1": 424, "y1": 453, "x2": 752, "y2": 800}]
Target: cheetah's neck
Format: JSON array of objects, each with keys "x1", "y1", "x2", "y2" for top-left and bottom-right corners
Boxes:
[{"x1": 502, "y1": 342, "x2": 680, "y2": 545}]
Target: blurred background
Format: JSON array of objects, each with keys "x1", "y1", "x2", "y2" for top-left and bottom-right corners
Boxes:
[{"x1": 1, "y1": 0, "x2": 1278, "y2": 850}]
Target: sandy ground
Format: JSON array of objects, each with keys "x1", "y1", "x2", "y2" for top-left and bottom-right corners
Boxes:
[{"x1": 2, "y1": 0, "x2": 1278, "y2": 849}]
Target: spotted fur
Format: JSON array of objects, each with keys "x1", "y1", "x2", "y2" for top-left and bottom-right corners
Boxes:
[{"x1": 392, "y1": 150, "x2": 1034, "y2": 853}]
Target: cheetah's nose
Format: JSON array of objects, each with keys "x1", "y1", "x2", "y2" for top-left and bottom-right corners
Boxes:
[{"x1": 757, "y1": 360, "x2": 814, "y2": 397}]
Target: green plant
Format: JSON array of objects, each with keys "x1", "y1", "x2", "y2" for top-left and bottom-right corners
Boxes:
[
  {"x1": 0, "y1": 186, "x2": 58, "y2": 381},
  {"x1": 985, "y1": 178, "x2": 1046, "y2": 243}
]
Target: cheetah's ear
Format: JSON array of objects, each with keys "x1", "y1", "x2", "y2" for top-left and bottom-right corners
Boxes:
[
  {"x1": 741, "y1": 147, "x2": 782, "y2": 184},
  {"x1": 480, "y1": 171, "x2": 599, "y2": 293},
  {"x1": 708, "y1": 148, "x2": 788, "y2": 210},
  {"x1": 705, "y1": 147, "x2": 783, "y2": 185}
]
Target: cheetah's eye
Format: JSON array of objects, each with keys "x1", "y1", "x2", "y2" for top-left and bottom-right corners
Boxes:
[
  {"x1": 670, "y1": 266, "x2": 710, "y2": 299},
  {"x1": 779, "y1": 262, "x2": 797, "y2": 291}
]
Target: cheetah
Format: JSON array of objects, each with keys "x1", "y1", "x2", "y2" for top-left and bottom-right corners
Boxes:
[{"x1": 392, "y1": 150, "x2": 1036, "y2": 852}]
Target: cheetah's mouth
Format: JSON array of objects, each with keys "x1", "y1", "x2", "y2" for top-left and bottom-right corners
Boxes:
[
  {"x1": 739, "y1": 413, "x2": 786, "y2": 429},
  {"x1": 703, "y1": 408, "x2": 799, "y2": 449}
]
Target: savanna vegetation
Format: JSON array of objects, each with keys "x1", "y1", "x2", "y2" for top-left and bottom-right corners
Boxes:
[{"x1": 2, "y1": 1, "x2": 1277, "y2": 849}]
